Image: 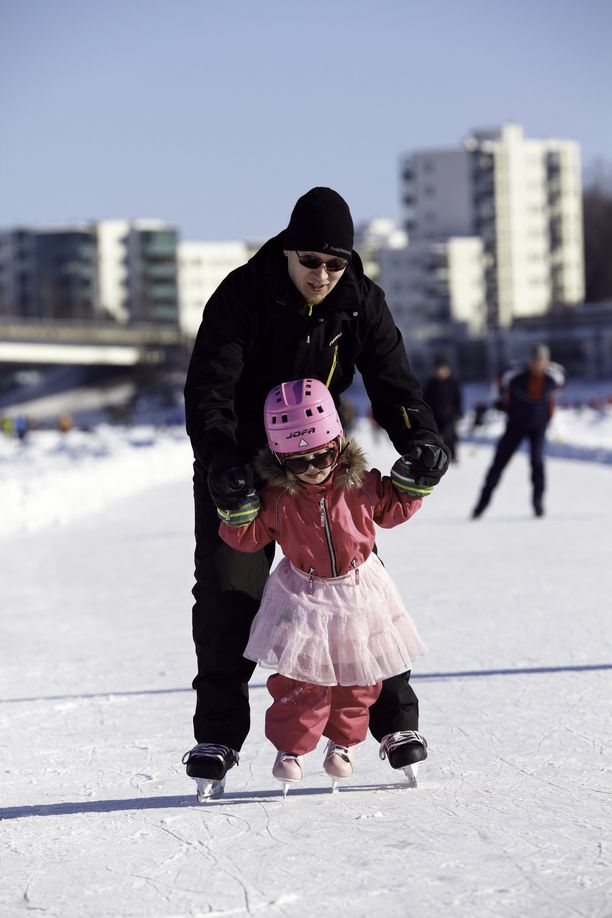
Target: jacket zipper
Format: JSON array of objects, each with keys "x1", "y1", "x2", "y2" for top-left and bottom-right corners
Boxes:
[
  {"x1": 325, "y1": 344, "x2": 339, "y2": 388},
  {"x1": 319, "y1": 497, "x2": 338, "y2": 577},
  {"x1": 305, "y1": 303, "x2": 314, "y2": 343},
  {"x1": 299, "y1": 314, "x2": 340, "y2": 383}
]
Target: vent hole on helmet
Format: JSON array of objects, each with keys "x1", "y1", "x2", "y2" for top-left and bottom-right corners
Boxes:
[
  {"x1": 305, "y1": 408, "x2": 313, "y2": 417},
  {"x1": 282, "y1": 414, "x2": 288, "y2": 423},
  {"x1": 317, "y1": 405, "x2": 324, "y2": 413},
  {"x1": 271, "y1": 417, "x2": 277, "y2": 424}
]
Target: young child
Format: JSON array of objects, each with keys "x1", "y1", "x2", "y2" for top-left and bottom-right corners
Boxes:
[{"x1": 216, "y1": 378, "x2": 428, "y2": 795}]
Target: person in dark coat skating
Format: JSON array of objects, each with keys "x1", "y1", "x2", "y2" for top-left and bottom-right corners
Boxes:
[
  {"x1": 423, "y1": 357, "x2": 463, "y2": 462},
  {"x1": 182, "y1": 187, "x2": 450, "y2": 798},
  {"x1": 471, "y1": 344, "x2": 565, "y2": 519}
]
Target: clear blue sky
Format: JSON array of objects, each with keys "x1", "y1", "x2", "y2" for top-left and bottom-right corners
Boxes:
[{"x1": 1, "y1": 0, "x2": 610, "y2": 241}]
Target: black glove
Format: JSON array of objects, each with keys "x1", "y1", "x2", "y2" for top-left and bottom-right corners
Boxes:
[
  {"x1": 207, "y1": 450, "x2": 255, "y2": 510},
  {"x1": 216, "y1": 493, "x2": 261, "y2": 527},
  {"x1": 403, "y1": 433, "x2": 451, "y2": 489}
]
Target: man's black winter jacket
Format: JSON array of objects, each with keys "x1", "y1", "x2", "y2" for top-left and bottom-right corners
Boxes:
[{"x1": 184, "y1": 233, "x2": 438, "y2": 468}]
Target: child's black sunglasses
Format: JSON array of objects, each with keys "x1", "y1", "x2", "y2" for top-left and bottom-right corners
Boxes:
[{"x1": 282, "y1": 446, "x2": 338, "y2": 475}]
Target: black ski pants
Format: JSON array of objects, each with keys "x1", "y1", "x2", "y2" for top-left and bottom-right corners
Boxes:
[
  {"x1": 190, "y1": 459, "x2": 420, "y2": 750},
  {"x1": 477, "y1": 422, "x2": 547, "y2": 509}
]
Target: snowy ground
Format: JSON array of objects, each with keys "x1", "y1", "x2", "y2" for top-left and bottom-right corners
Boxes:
[{"x1": 1, "y1": 415, "x2": 611, "y2": 917}]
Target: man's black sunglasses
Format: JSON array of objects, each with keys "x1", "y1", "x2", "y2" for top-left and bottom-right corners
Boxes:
[
  {"x1": 282, "y1": 446, "x2": 338, "y2": 475},
  {"x1": 296, "y1": 252, "x2": 349, "y2": 273}
]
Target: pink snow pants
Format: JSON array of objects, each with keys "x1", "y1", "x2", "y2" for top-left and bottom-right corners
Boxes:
[{"x1": 265, "y1": 673, "x2": 382, "y2": 755}]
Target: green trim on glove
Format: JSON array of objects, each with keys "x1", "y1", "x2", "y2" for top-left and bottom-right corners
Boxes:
[
  {"x1": 217, "y1": 493, "x2": 261, "y2": 526},
  {"x1": 391, "y1": 458, "x2": 434, "y2": 498}
]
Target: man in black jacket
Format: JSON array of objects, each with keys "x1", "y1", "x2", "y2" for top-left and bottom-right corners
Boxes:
[
  {"x1": 183, "y1": 187, "x2": 450, "y2": 798},
  {"x1": 471, "y1": 344, "x2": 565, "y2": 519}
]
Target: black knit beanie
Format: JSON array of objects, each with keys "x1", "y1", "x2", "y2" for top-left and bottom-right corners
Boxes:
[{"x1": 283, "y1": 187, "x2": 354, "y2": 259}]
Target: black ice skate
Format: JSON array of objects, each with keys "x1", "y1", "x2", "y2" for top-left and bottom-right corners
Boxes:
[
  {"x1": 182, "y1": 743, "x2": 239, "y2": 802},
  {"x1": 379, "y1": 730, "x2": 428, "y2": 788}
]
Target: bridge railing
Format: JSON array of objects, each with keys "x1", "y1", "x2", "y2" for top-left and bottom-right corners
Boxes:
[{"x1": 0, "y1": 317, "x2": 188, "y2": 347}]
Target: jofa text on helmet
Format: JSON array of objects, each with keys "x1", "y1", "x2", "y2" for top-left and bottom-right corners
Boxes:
[{"x1": 286, "y1": 428, "x2": 315, "y2": 438}]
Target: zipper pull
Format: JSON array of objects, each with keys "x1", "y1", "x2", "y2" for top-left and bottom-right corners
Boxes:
[
  {"x1": 351, "y1": 559, "x2": 360, "y2": 584},
  {"x1": 308, "y1": 567, "x2": 316, "y2": 594},
  {"x1": 398, "y1": 405, "x2": 419, "y2": 430},
  {"x1": 320, "y1": 497, "x2": 325, "y2": 527},
  {"x1": 325, "y1": 343, "x2": 339, "y2": 388}
]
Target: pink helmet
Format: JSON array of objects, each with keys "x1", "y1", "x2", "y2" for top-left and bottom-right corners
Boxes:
[{"x1": 264, "y1": 379, "x2": 343, "y2": 453}]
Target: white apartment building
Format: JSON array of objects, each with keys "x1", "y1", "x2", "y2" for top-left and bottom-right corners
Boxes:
[
  {"x1": 400, "y1": 123, "x2": 585, "y2": 328},
  {"x1": 354, "y1": 218, "x2": 408, "y2": 281},
  {"x1": 353, "y1": 218, "x2": 485, "y2": 339},
  {"x1": 97, "y1": 220, "x2": 130, "y2": 321},
  {"x1": 178, "y1": 240, "x2": 250, "y2": 338},
  {"x1": 378, "y1": 236, "x2": 486, "y2": 338}
]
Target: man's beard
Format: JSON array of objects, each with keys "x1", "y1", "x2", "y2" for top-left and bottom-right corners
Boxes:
[
  {"x1": 301, "y1": 281, "x2": 332, "y2": 305},
  {"x1": 306, "y1": 290, "x2": 329, "y2": 305}
]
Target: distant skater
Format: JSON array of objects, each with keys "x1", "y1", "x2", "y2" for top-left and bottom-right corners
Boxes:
[
  {"x1": 216, "y1": 379, "x2": 432, "y2": 795},
  {"x1": 423, "y1": 357, "x2": 463, "y2": 462},
  {"x1": 472, "y1": 344, "x2": 565, "y2": 518}
]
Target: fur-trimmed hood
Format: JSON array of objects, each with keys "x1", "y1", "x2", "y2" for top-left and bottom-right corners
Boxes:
[
  {"x1": 221, "y1": 439, "x2": 422, "y2": 578},
  {"x1": 254, "y1": 437, "x2": 368, "y2": 495}
]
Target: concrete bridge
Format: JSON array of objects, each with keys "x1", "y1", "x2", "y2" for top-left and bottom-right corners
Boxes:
[{"x1": 0, "y1": 319, "x2": 188, "y2": 367}]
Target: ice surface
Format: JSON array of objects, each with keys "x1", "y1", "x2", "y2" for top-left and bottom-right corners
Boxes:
[{"x1": 1, "y1": 417, "x2": 611, "y2": 917}]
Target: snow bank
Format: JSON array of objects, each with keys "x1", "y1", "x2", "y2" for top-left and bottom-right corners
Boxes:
[
  {"x1": 1, "y1": 403, "x2": 612, "y2": 538},
  {"x1": 0, "y1": 425, "x2": 192, "y2": 536}
]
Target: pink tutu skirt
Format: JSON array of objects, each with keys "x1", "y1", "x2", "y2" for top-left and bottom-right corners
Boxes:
[{"x1": 244, "y1": 553, "x2": 427, "y2": 686}]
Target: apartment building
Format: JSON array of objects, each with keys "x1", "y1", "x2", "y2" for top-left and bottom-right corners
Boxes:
[
  {"x1": 97, "y1": 220, "x2": 130, "y2": 322},
  {"x1": 354, "y1": 219, "x2": 407, "y2": 282},
  {"x1": 0, "y1": 220, "x2": 180, "y2": 326},
  {"x1": 124, "y1": 221, "x2": 179, "y2": 325},
  {"x1": 378, "y1": 236, "x2": 486, "y2": 337},
  {"x1": 178, "y1": 240, "x2": 250, "y2": 338},
  {"x1": 0, "y1": 226, "x2": 99, "y2": 321},
  {"x1": 400, "y1": 123, "x2": 585, "y2": 328},
  {"x1": 0, "y1": 229, "x2": 37, "y2": 318}
]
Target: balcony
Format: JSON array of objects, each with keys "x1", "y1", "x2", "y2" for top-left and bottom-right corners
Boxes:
[{"x1": 144, "y1": 263, "x2": 177, "y2": 279}]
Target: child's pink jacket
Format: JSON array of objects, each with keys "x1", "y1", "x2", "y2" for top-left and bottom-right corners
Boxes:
[{"x1": 219, "y1": 440, "x2": 421, "y2": 578}]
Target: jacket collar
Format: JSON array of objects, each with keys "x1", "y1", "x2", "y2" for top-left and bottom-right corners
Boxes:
[
  {"x1": 255, "y1": 438, "x2": 368, "y2": 496},
  {"x1": 248, "y1": 232, "x2": 365, "y2": 318}
]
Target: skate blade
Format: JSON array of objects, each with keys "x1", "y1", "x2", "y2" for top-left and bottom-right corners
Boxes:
[
  {"x1": 275, "y1": 777, "x2": 303, "y2": 798},
  {"x1": 195, "y1": 776, "x2": 226, "y2": 802},
  {"x1": 329, "y1": 775, "x2": 352, "y2": 793},
  {"x1": 402, "y1": 763, "x2": 419, "y2": 788}
]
